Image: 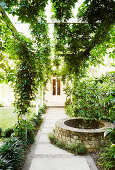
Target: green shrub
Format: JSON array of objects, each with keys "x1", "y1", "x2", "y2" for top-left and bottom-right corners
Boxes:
[
  {"x1": 99, "y1": 145, "x2": 115, "y2": 170},
  {"x1": 0, "y1": 137, "x2": 24, "y2": 170},
  {"x1": 48, "y1": 132, "x2": 87, "y2": 155},
  {"x1": 65, "y1": 74, "x2": 115, "y2": 122},
  {"x1": 14, "y1": 120, "x2": 27, "y2": 145},
  {"x1": 48, "y1": 133, "x2": 57, "y2": 144},
  {"x1": 26, "y1": 121, "x2": 35, "y2": 144},
  {"x1": 30, "y1": 110, "x2": 43, "y2": 127},
  {"x1": 4, "y1": 128, "x2": 14, "y2": 138},
  {"x1": 65, "y1": 143, "x2": 78, "y2": 154},
  {"x1": 14, "y1": 120, "x2": 36, "y2": 145},
  {"x1": 0, "y1": 156, "x2": 12, "y2": 170},
  {"x1": 39, "y1": 107, "x2": 44, "y2": 114},
  {"x1": 77, "y1": 144, "x2": 87, "y2": 155},
  {"x1": 65, "y1": 104, "x2": 74, "y2": 117},
  {"x1": 56, "y1": 139, "x2": 65, "y2": 148},
  {"x1": 110, "y1": 128, "x2": 115, "y2": 144},
  {"x1": 0, "y1": 128, "x2": 2, "y2": 138},
  {"x1": 30, "y1": 106, "x2": 44, "y2": 127}
]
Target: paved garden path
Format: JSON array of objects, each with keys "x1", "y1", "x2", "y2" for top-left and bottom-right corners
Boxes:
[{"x1": 23, "y1": 107, "x2": 98, "y2": 170}]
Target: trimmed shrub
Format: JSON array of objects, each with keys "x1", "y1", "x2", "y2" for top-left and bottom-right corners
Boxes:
[
  {"x1": 65, "y1": 143, "x2": 78, "y2": 154},
  {"x1": 48, "y1": 133, "x2": 57, "y2": 144},
  {"x1": 77, "y1": 144, "x2": 87, "y2": 155},
  {"x1": 4, "y1": 128, "x2": 14, "y2": 138},
  {"x1": 48, "y1": 132, "x2": 87, "y2": 155}
]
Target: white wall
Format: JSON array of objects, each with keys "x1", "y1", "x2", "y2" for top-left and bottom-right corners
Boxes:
[{"x1": 0, "y1": 83, "x2": 15, "y2": 106}]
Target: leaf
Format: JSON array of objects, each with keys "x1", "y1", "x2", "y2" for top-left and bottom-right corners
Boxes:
[
  {"x1": 109, "y1": 71, "x2": 115, "y2": 74},
  {"x1": 104, "y1": 95, "x2": 114, "y2": 103}
]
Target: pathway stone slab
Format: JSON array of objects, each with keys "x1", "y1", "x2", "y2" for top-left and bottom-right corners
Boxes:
[
  {"x1": 35, "y1": 143, "x2": 72, "y2": 155},
  {"x1": 38, "y1": 134, "x2": 50, "y2": 143},
  {"x1": 40, "y1": 127, "x2": 53, "y2": 134},
  {"x1": 43, "y1": 122, "x2": 56, "y2": 128},
  {"x1": 26, "y1": 107, "x2": 98, "y2": 170},
  {"x1": 30, "y1": 157, "x2": 90, "y2": 170}
]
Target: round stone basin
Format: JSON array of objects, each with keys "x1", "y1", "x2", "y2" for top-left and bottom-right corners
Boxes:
[
  {"x1": 54, "y1": 117, "x2": 114, "y2": 152},
  {"x1": 64, "y1": 118, "x2": 105, "y2": 129}
]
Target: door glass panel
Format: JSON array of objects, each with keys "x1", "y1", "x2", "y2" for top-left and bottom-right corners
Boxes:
[
  {"x1": 53, "y1": 79, "x2": 56, "y2": 95},
  {"x1": 57, "y1": 79, "x2": 60, "y2": 95}
]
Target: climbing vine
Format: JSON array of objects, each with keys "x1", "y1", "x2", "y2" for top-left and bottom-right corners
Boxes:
[
  {"x1": 0, "y1": 3, "x2": 51, "y2": 121},
  {"x1": 0, "y1": 0, "x2": 115, "y2": 120},
  {"x1": 52, "y1": 0, "x2": 115, "y2": 75}
]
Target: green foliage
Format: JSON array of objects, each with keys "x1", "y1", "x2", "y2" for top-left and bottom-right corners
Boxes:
[
  {"x1": 4, "y1": 128, "x2": 14, "y2": 138},
  {"x1": 48, "y1": 132, "x2": 87, "y2": 155},
  {"x1": 13, "y1": 35, "x2": 39, "y2": 120},
  {"x1": 110, "y1": 128, "x2": 115, "y2": 144},
  {"x1": 2, "y1": 0, "x2": 114, "y2": 77},
  {"x1": 14, "y1": 106, "x2": 44, "y2": 144},
  {"x1": 14, "y1": 120, "x2": 28, "y2": 145},
  {"x1": 0, "y1": 103, "x2": 3, "y2": 107},
  {"x1": 65, "y1": 103, "x2": 74, "y2": 117},
  {"x1": 65, "y1": 142, "x2": 78, "y2": 154},
  {"x1": 14, "y1": 119, "x2": 35, "y2": 145},
  {"x1": 77, "y1": 0, "x2": 114, "y2": 26},
  {"x1": 1, "y1": 5, "x2": 51, "y2": 122},
  {"x1": 26, "y1": 121, "x2": 35, "y2": 144},
  {"x1": 0, "y1": 156, "x2": 12, "y2": 170},
  {"x1": 1, "y1": 0, "x2": 114, "y2": 122},
  {"x1": 48, "y1": 132, "x2": 57, "y2": 144},
  {"x1": 4, "y1": 0, "x2": 49, "y2": 23},
  {"x1": 52, "y1": 0, "x2": 114, "y2": 74},
  {"x1": 0, "y1": 137, "x2": 24, "y2": 170},
  {"x1": 0, "y1": 106, "x2": 44, "y2": 169},
  {"x1": 65, "y1": 73, "x2": 115, "y2": 122},
  {"x1": 0, "y1": 127, "x2": 2, "y2": 138},
  {"x1": 30, "y1": 114, "x2": 43, "y2": 127},
  {"x1": 77, "y1": 145, "x2": 87, "y2": 155},
  {"x1": 99, "y1": 145, "x2": 115, "y2": 170},
  {"x1": 0, "y1": 18, "x2": 16, "y2": 84},
  {"x1": 56, "y1": 139, "x2": 65, "y2": 149},
  {"x1": 51, "y1": 0, "x2": 77, "y2": 21},
  {"x1": 30, "y1": 107, "x2": 44, "y2": 127}
]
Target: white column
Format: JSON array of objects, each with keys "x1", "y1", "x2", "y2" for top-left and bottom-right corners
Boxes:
[
  {"x1": 71, "y1": 77, "x2": 73, "y2": 103},
  {"x1": 36, "y1": 90, "x2": 39, "y2": 115},
  {"x1": 41, "y1": 86, "x2": 44, "y2": 107}
]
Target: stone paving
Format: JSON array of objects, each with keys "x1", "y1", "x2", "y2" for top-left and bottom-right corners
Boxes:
[{"x1": 23, "y1": 107, "x2": 98, "y2": 170}]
